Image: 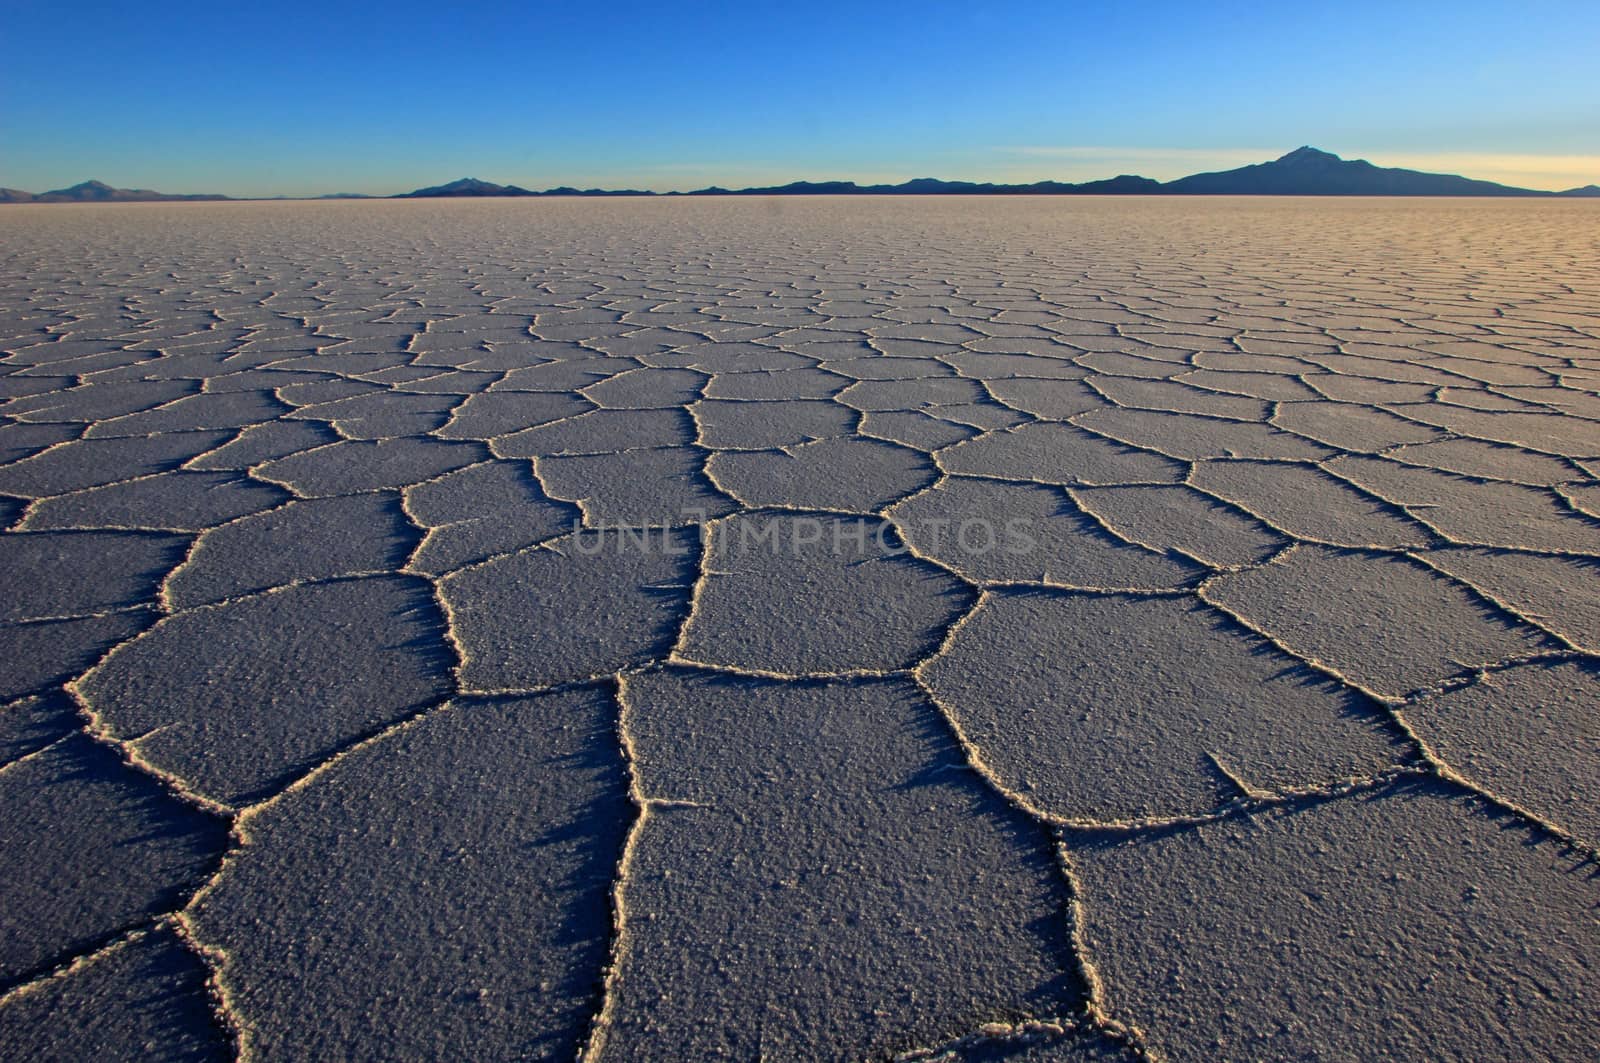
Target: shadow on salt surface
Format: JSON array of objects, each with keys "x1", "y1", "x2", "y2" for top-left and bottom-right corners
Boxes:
[
  {"x1": 595, "y1": 668, "x2": 1088, "y2": 1060},
  {"x1": 0, "y1": 927, "x2": 229, "y2": 1060},
  {"x1": 1068, "y1": 777, "x2": 1600, "y2": 1062},
  {"x1": 0, "y1": 735, "x2": 228, "y2": 991},
  {"x1": 188, "y1": 690, "x2": 629, "y2": 1060},
  {"x1": 77, "y1": 574, "x2": 456, "y2": 807}
]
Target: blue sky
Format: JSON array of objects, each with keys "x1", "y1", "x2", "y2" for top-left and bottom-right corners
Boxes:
[{"x1": 4, "y1": 1, "x2": 1598, "y2": 195}]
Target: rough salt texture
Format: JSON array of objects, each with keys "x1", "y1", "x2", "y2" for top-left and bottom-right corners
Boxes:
[
  {"x1": 1, "y1": 198, "x2": 1597, "y2": 1060},
  {"x1": 1073, "y1": 783, "x2": 1600, "y2": 1062},
  {"x1": 188, "y1": 691, "x2": 629, "y2": 1060}
]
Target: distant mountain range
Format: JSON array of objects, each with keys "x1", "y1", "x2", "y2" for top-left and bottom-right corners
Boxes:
[
  {"x1": 0, "y1": 180, "x2": 229, "y2": 203},
  {"x1": 682, "y1": 174, "x2": 1166, "y2": 196},
  {"x1": 388, "y1": 148, "x2": 1600, "y2": 199},
  {"x1": 397, "y1": 177, "x2": 656, "y2": 198},
  {"x1": 0, "y1": 180, "x2": 363, "y2": 203},
  {"x1": 6, "y1": 149, "x2": 1599, "y2": 203}
]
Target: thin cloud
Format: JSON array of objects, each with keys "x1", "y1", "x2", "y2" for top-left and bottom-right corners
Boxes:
[
  {"x1": 1000, "y1": 146, "x2": 1272, "y2": 161},
  {"x1": 1362, "y1": 152, "x2": 1600, "y2": 191}
]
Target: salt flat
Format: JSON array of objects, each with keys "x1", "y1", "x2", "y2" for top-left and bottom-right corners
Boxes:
[{"x1": 0, "y1": 196, "x2": 1597, "y2": 1060}]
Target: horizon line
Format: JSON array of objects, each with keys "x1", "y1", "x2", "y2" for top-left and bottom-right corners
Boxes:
[
  {"x1": 3, "y1": 145, "x2": 1600, "y2": 201},
  {"x1": 6, "y1": 147, "x2": 1600, "y2": 200}
]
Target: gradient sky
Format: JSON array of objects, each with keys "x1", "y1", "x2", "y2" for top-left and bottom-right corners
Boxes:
[{"x1": 4, "y1": 1, "x2": 1598, "y2": 195}]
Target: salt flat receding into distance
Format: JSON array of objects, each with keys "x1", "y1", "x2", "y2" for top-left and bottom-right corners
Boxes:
[{"x1": 0, "y1": 196, "x2": 1597, "y2": 1061}]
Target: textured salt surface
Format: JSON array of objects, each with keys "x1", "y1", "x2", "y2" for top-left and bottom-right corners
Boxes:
[{"x1": 0, "y1": 197, "x2": 1597, "y2": 1060}]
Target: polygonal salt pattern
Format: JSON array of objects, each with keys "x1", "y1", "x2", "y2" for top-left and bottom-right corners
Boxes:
[{"x1": 2, "y1": 198, "x2": 1598, "y2": 1060}]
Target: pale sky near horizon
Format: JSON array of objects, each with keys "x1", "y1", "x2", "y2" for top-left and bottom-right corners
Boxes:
[{"x1": 3, "y1": 1, "x2": 1598, "y2": 195}]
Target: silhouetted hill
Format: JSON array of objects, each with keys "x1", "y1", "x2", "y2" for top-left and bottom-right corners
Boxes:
[
  {"x1": 1163, "y1": 146, "x2": 1539, "y2": 196},
  {"x1": 1556, "y1": 184, "x2": 1600, "y2": 197},
  {"x1": 541, "y1": 186, "x2": 655, "y2": 197},
  {"x1": 0, "y1": 188, "x2": 34, "y2": 203},
  {"x1": 395, "y1": 178, "x2": 536, "y2": 198},
  {"x1": 1074, "y1": 175, "x2": 1166, "y2": 194},
  {"x1": 681, "y1": 174, "x2": 1164, "y2": 196},
  {"x1": 31, "y1": 180, "x2": 229, "y2": 202}
]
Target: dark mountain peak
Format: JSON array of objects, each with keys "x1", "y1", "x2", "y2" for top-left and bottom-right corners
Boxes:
[
  {"x1": 27, "y1": 180, "x2": 228, "y2": 202},
  {"x1": 1276, "y1": 146, "x2": 1343, "y2": 165},
  {"x1": 397, "y1": 177, "x2": 535, "y2": 198},
  {"x1": 47, "y1": 179, "x2": 121, "y2": 198},
  {"x1": 1557, "y1": 184, "x2": 1600, "y2": 197},
  {"x1": 1164, "y1": 146, "x2": 1543, "y2": 197},
  {"x1": 1076, "y1": 174, "x2": 1164, "y2": 193}
]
